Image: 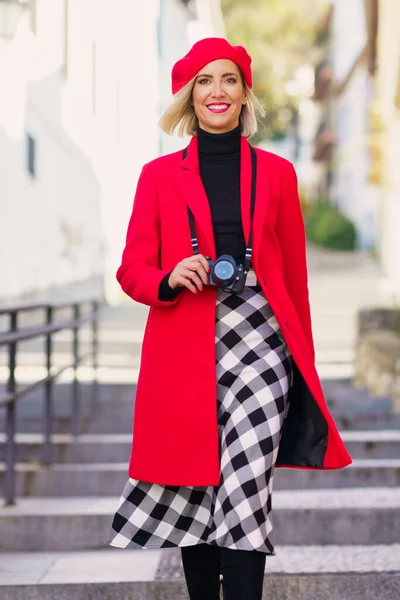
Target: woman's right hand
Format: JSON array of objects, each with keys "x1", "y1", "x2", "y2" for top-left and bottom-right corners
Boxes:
[{"x1": 168, "y1": 255, "x2": 210, "y2": 294}]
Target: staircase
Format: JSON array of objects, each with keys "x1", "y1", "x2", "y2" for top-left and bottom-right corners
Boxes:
[{"x1": 1, "y1": 302, "x2": 400, "y2": 599}]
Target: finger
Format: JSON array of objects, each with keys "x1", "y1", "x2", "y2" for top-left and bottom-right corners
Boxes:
[
  {"x1": 185, "y1": 255, "x2": 210, "y2": 273},
  {"x1": 194, "y1": 263, "x2": 209, "y2": 285},
  {"x1": 173, "y1": 274, "x2": 197, "y2": 293},
  {"x1": 185, "y1": 261, "x2": 208, "y2": 285},
  {"x1": 197, "y1": 254, "x2": 211, "y2": 273},
  {"x1": 181, "y1": 268, "x2": 203, "y2": 290},
  {"x1": 180, "y1": 276, "x2": 198, "y2": 294}
]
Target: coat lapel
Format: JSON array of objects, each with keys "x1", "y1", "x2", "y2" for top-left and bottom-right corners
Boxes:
[
  {"x1": 177, "y1": 135, "x2": 216, "y2": 259},
  {"x1": 240, "y1": 136, "x2": 252, "y2": 247},
  {"x1": 177, "y1": 134, "x2": 269, "y2": 264},
  {"x1": 240, "y1": 138, "x2": 269, "y2": 268}
]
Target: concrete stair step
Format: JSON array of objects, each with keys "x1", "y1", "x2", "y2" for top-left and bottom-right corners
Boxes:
[
  {"x1": 0, "y1": 350, "x2": 141, "y2": 368},
  {"x1": 82, "y1": 401, "x2": 400, "y2": 432},
  {"x1": 1, "y1": 430, "x2": 400, "y2": 464},
  {"x1": 100, "y1": 303, "x2": 148, "y2": 325},
  {"x1": 333, "y1": 413, "x2": 400, "y2": 431},
  {"x1": 1, "y1": 488, "x2": 399, "y2": 552},
  {"x1": 9, "y1": 412, "x2": 397, "y2": 436},
  {"x1": 0, "y1": 384, "x2": 135, "y2": 416},
  {"x1": 321, "y1": 378, "x2": 392, "y2": 406},
  {"x1": 0, "y1": 545, "x2": 399, "y2": 599},
  {"x1": 1, "y1": 459, "x2": 400, "y2": 498},
  {"x1": 0, "y1": 433, "x2": 133, "y2": 463},
  {"x1": 83, "y1": 412, "x2": 400, "y2": 433},
  {"x1": 0, "y1": 338, "x2": 143, "y2": 354},
  {"x1": 2, "y1": 379, "x2": 400, "y2": 433},
  {"x1": 9, "y1": 409, "x2": 399, "y2": 435},
  {"x1": 0, "y1": 384, "x2": 135, "y2": 434},
  {"x1": 341, "y1": 430, "x2": 400, "y2": 458}
]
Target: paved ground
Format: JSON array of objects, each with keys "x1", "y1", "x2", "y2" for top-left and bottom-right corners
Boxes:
[{"x1": 307, "y1": 245, "x2": 391, "y2": 379}]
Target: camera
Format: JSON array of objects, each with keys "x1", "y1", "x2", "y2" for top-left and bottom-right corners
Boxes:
[{"x1": 206, "y1": 254, "x2": 247, "y2": 295}]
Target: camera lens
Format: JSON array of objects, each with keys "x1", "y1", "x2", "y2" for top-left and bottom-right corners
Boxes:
[{"x1": 213, "y1": 258, "x2": 235, "y2": 283}]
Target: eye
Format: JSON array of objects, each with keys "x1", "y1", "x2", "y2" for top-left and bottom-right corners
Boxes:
[
  {"x1": 198, "y1": 78, "x2": 210, "y2": 84},
  {"x1": 226, "y1": 78, "x2": 237, "y2": 84}
]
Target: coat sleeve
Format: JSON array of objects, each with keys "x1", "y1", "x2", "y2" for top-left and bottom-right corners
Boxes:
[
  {"x1": 275, "y1": 161, "x2": 315, "y2": 362},
  {"x1": 116, "y1": 163, "x2": 183, "y2": 308}
]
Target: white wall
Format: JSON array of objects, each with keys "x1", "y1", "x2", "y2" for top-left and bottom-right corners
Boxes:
[
  {"x1": 0, "y1": 0, "x2": 224, "y2": 304},
  {"x1": 330, "y1": 0, "x2": 378, "y2": 251},
  {"x1": 376, "y1": 0, "x2": 400, "y2": 300},
  {"x1": 331, "y1": 0, "x2": 366, "y2": 86},
  {"x1": 188, "y1": 0, "x2": 225, "y2": 43},
  {"x1": 91, "y1": 0, "x2": 161, "y2": 304},
  {"x1": 158, "y1": 0, "x2": 191, "y2": 156},
  {"x1": 0, "y1": 4, "x2": 102, "y2": 302},
  {"x1": 0, "y1": 0, "x2": 163, "y2": 304},
  {"x1": 333, "y1": 65, "x2": 377, "y2": 250},
  {"x1": 158, "y1": 0, "x2": 226, "y2": 157}
]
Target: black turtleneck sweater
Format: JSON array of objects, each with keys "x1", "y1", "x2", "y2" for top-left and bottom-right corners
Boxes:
[{"x1": 158, "y1": 124, "x2": 245, "y2": 301}]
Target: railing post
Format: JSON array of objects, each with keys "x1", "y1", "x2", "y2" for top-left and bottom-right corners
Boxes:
[
  {"x1": 42, "y1": 306, "x2": 53, "y2": 465},
  {"x1": 91, "y1": 300, "x2": 99, "y2": 412},
  {"x1": 5, "y1": 311, "x2": 17, "y2": 506},
  {"x1": 72, "y1": 303, "x2": 80, "y2": 436}
]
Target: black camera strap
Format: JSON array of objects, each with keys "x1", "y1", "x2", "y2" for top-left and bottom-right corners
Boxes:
[{"x1": 183, "y1": 144, "x2": 257, "y2": 273}]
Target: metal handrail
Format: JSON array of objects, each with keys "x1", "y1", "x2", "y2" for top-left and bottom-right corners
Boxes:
[
  {"x1": 0, "y1": 298, "x2": 97, "y2": 316},
  {"x1": 0, "y1": 315, "x2": 93, "y2": 345},
  {"x1": 0, "y1": 299, "x2": 100, "y2": 505},
  {"x1": 0, "y1": 350, "x2": 93, "y2": 408}
]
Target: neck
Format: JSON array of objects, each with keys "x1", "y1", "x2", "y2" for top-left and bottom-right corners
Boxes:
[{"x1": 197, "y1": 124, "x2": 241, "y2": 156}]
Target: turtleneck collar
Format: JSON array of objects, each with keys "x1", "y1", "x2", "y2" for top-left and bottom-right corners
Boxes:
[{"x1": 197, "y1": 124, "x2": 241, "y2": 156}]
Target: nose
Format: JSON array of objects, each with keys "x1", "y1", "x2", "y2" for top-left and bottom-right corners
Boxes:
[{"x1": 211, "y1": 83, "x2": 225, "y2": 98}]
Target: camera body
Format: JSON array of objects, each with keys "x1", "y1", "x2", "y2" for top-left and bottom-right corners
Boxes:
[{"x1": 206, "y1": 254, "x2": 247, "y2": 295}]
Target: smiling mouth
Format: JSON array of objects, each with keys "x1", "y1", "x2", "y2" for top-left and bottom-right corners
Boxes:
[{"x1": 206, "y1": 103, "x2": 231, "y2": 113}]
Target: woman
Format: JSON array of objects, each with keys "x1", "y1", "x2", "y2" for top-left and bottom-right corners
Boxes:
[{"x1": 108, "y1": 37, "x2": 352, "y2": 600}]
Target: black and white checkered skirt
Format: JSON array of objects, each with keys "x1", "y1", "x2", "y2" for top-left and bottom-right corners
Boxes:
[{"x1": 108, "y1": 274, "x2": 293, "y2": 554}]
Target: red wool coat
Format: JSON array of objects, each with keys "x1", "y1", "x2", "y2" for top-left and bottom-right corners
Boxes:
[{"x1": 117, "y1": 135, "x2": 352, "y2": 486}]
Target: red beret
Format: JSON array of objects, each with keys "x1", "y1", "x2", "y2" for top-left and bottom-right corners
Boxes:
[{"x1": 171, "y1": 37, "x2": 252, "y2": 95}]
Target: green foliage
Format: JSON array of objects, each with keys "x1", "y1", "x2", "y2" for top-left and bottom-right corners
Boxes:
[
  {"x1": 221, "y1": 0, "x2": 325, "y2": 138},
  {"x1": 394, "y1": 316, "x2": 400, "y2": 337},
  {"x1": 306, "y1": 202, "x2": 357, "y2": 251}
]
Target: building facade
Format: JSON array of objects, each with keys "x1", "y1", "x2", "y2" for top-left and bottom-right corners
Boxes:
[
  {"x1": 331, "y1": 0, "x2": 380, "y2": 251},
  {"x1": 374, "y1": 0, "x2": 400, "y2": 300},
  {"x1": 0, "y1": 0, "x2": 224, "y2": 305},
  {"x1": 0, "y1": 0, "x2": 103, "y2": 303},
  {"x1": 310, "y1": 0, "x2": 400, "y2": 298}
]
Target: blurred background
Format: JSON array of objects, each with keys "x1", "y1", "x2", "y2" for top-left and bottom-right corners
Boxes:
[
  {"x1": 0, "y1": 0, "x2": 399, "y2": 595},
  {"x1": 1, "y1": 0, "x2": 399, "y2": 306}
]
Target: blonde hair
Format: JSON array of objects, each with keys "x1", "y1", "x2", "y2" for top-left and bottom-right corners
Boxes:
[{"x1": 159, "y1": 75, "x2": 265, "y2": 139}]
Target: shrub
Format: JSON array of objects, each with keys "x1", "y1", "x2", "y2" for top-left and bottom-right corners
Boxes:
[{"x1": 306, "y1": 202, "x2": 356, "y2": 251}]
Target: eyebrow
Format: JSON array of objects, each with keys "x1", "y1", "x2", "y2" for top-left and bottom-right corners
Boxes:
[{"x1": 196, "y1": 72, "x2": 239, "y2": 79}]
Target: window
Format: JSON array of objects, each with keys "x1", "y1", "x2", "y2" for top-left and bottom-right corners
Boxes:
[{"x1": 25, "y1": 133, "x2": 37, "y2": 178}]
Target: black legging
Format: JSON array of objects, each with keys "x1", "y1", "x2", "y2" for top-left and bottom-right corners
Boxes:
[{"x1": 181, "y1": 543, "x2": 266, "y2": 600}]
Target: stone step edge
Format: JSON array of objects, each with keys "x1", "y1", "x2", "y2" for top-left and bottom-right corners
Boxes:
[
  {"x1": 2, "y1": 458, "x2": 400, "y2": 473},
  {"x1": 0, "y1": 546, "x2": 399, "y2": 587},
  {"x1": 1, "y1": 488, "x2": 400, "y2": 515},
  {"x1": 1, "y1": 575, "x2": 399, "y2": 600},
  {"x1": 1, "y1": 430, "x2": 400, "y2": 444}
]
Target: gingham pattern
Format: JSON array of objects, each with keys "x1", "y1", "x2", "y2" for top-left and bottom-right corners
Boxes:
[{"x1": 108, "y1": 281, "x2": 293, "y2": 554}]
